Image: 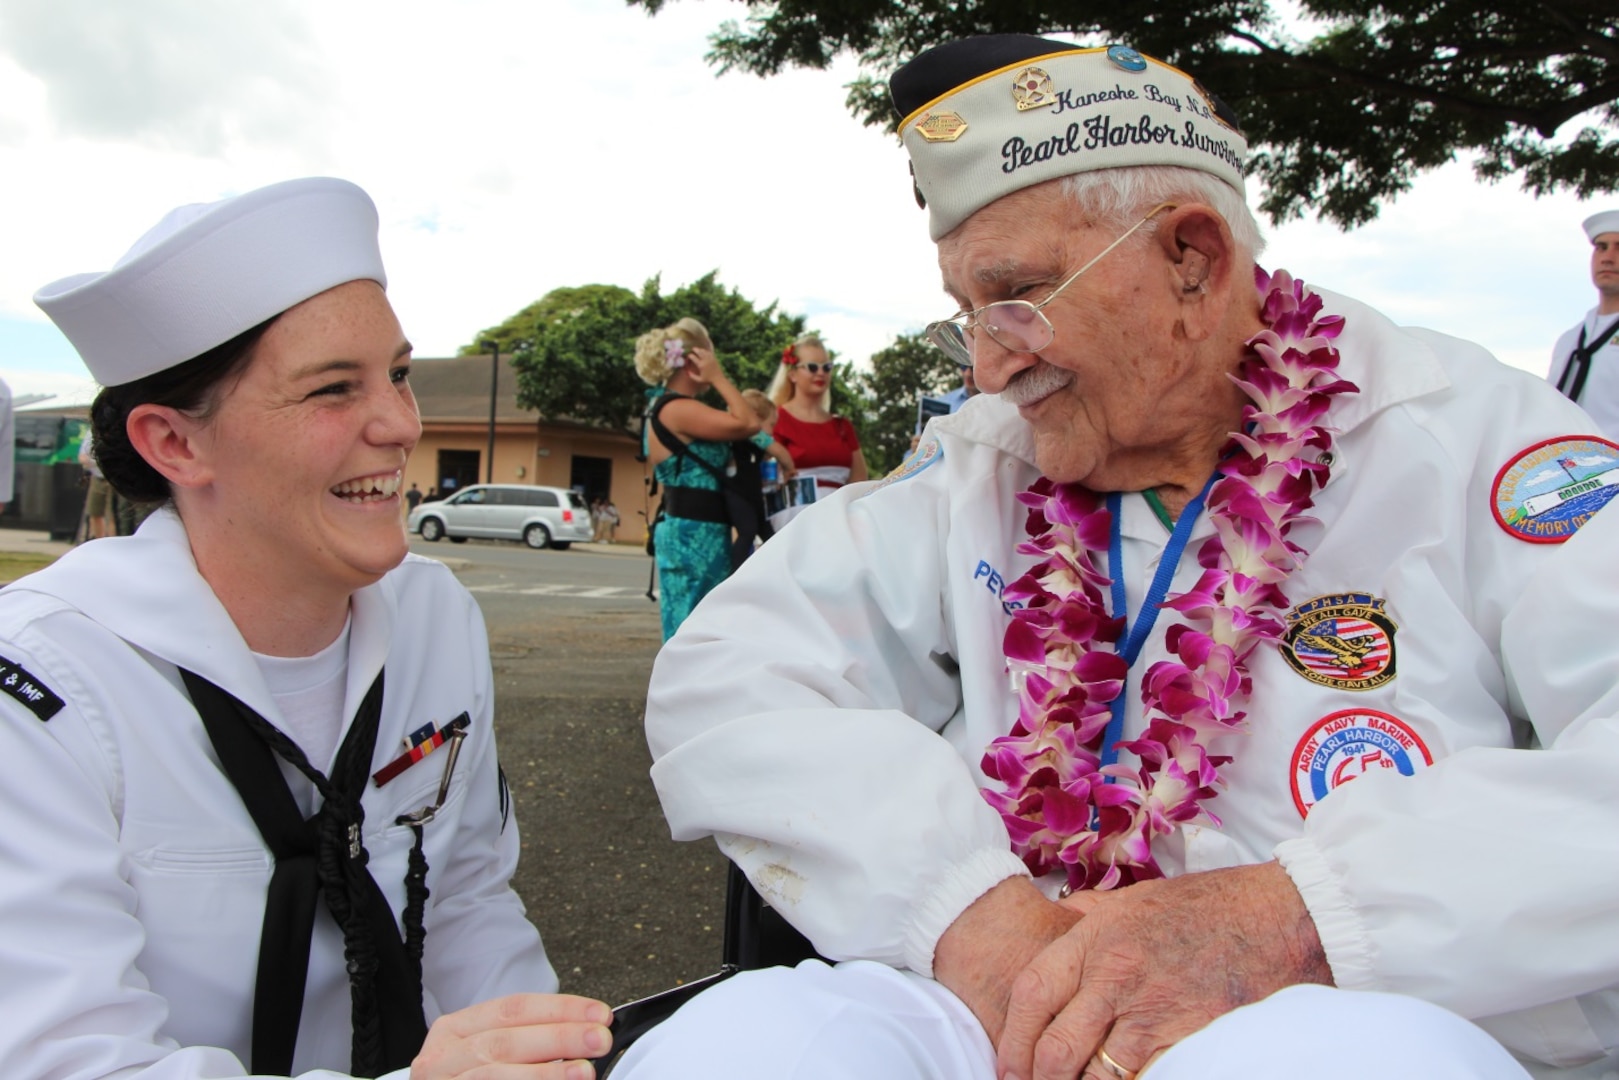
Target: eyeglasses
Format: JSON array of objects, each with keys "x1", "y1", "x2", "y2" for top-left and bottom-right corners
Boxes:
[
  {"x1": 798, "y1": 362, "x2": 836, "y2": 374},
  {"x1": 924, "y1": 202, "x2": 1176, "y2": 367}
]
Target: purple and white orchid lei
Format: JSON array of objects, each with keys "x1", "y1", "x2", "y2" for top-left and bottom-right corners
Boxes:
[{"x1": 982, "y1": 269, "x2": 1359, "y2": 891}]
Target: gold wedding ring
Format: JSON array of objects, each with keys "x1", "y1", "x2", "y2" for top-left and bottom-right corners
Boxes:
[{"x1": 1096, "y1": 1048, "x2": 1136, "y2": 1080}]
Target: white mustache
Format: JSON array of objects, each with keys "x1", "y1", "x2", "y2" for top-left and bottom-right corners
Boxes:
[{"x1": 999, "y1": 362, "x2": 1074, "y2": 407}]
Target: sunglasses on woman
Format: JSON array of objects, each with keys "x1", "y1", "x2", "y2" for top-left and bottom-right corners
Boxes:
[{"x1": 798, "y1": 362, "x2": 836, "y2": 374}]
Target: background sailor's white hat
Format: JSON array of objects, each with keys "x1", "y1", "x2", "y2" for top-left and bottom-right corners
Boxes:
[
  {"x1": 34, "y1": 176, "x2": 385, "y2": 387},
  {"x1": 1584, "y1": 209, "x2": 1619, "y2": 241}
]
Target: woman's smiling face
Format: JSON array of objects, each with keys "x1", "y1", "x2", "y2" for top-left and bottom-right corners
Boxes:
[{"x1": 184, "y1": 280, "x2": 421, "y2": 601}]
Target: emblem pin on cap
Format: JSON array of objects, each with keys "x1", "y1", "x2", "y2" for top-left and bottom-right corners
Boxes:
[{"x1": 1107, "y1": 45, "x2": 1148, "y2": 72}]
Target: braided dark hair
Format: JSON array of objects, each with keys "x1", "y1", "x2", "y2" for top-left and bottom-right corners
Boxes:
[{"x1": 89, "y1": 318, "x2": 276, "y2": 503}]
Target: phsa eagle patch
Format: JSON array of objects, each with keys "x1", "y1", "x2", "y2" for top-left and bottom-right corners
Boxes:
[
  {"x1": 1290, "y1": 709, "x2": 1432, "y2": 818},
  {"x1": 1281, "y1": 593, "x2": 1397, "y2": 691},
  {"x1": 1492, "y1": 436, "x2": 1619, "y2": 543}
]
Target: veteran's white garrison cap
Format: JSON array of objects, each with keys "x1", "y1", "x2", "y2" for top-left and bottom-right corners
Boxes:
[
  {"x1": 34, "y1": 176, "x2": 386, "y2": 387},
  {"x1": 891, "y1": 35, "x2": 1249, "y2": 241},
  {"x1": 1585, "y1": 210, "x2": 1619, "y2": 241}
]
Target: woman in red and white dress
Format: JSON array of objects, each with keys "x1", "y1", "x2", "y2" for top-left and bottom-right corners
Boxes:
[{"x1": 767, "y1": 335, "x2": 867, "y2": 527}]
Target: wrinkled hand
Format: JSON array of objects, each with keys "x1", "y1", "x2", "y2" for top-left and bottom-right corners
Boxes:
[
  {"x1": 932, "y1": 878, "x2": 1082, "y2": 1046},
  {"x1": 410, "y1": 993, "x2": 613, "y2": 1080},
  {"x1": 997, "y1": 862, "x2": 1332, "y2": 1080}
]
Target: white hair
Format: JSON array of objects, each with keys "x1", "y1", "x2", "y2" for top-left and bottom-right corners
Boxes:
[{"x1": 1059, "y1": 166, "x2": 1266, "y2": 262}]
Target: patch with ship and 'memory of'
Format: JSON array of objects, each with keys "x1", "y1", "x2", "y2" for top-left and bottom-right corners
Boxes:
[
  {"x1": 1281, "y1": 593, "x2": 1398, "y2": 691},
  {"x1": 1492, "y1": 435, "x2": 1619, "y2": 544},
  {"x1": 1290, "y1": 708, "x2": 1433, "y2": 817}
]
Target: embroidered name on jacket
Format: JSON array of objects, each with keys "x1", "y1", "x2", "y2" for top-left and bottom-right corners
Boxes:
[
  {"x1": 0, "y1": 654, "x2": 64, "y2": 721},
  {"x1": 973, "y1": 560, "x2": 1024, "y2": 614},
  {"x1": 1281, "y1": 593, "x2": 1397, "y2": 691}
]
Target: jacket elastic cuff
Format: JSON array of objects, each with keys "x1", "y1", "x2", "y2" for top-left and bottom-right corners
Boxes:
[
  {"x1": 1273, "y1": 837, "x2": 1378, "y2": 991},
  {"x1": 902, "y1": 847, "x2": 1031, "y2": 978}
]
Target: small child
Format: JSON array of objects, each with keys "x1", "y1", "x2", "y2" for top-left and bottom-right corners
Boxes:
[{"x1": 742, "y1": 390, "x2": 796, "y2": 481}]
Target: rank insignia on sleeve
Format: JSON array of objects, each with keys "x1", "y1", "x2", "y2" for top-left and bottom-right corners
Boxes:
[
  {"x1": 1290, "y1": 709, "x2": 1432, "y2": 818},
  {"x1": 1281, "y1": 593, "x2": 1397, "y2": 691},
  {"x1": 0, "y1": 654, "x2": 64, "y2": 722},
  {"x1": 1491, "y1": 436, "x2": 1619, "y2": 543}
]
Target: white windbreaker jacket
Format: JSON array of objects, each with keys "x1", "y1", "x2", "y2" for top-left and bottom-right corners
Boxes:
[
  {"x1": 0, "y1": 509, "x2": 555, "y2": 1079},
  {"x1": 647, "y1": 289, "x2": 1619, "y2": 1076}
]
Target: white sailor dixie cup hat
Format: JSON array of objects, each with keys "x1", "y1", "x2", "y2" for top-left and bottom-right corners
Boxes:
[
  {"x1": 1585, "y1": 210, "x2": 1619, "y2": 241},
  {"x1": 890, "y1": 35, "x2": 1249, "y2": 241},
  {"x1": 34, "y1": 176, "x2": 386, "y2": 387}
]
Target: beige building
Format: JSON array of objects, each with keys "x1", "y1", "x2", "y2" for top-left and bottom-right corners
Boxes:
[{"x1": 406, "y1": 355, "x2": 650, "y2": 544}]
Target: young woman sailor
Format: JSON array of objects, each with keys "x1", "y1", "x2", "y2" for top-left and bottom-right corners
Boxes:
[{"x1": 4, "y1": 178, "x2": 611, "y2": 1079}]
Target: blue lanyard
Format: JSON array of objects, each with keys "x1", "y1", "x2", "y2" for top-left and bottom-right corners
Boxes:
[{"x1": 1098, "y1": 474, "x2": 1216, "y2": 775}]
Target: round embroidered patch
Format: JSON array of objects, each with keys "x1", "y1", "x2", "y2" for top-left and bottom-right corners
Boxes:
[
  {"x1": 1290, "y1": 709, "x2": 1433, "y2": 818},
  {"x1": 1491, "y1": 435, "x2": 1619, "y2": 543},
  {"x1": 875, "y1": 437, "x2": 943, "y2": 490},
  {"x1": 1281, "y1": 593, "x2": 1397, "y2": 691}
]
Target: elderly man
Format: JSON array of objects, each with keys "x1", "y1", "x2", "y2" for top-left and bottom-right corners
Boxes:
[
  {"x1": 615, "y1": 35, "x2": 1619, "y2": 1080},
  {"x1": 1549, "y1": 209, "x2": 1619, "y2": 438}
]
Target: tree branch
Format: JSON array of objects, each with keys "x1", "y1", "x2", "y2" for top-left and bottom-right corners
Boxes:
[{"x1": 1225, "y1": 27, "x2": 1614, "y2": 135}]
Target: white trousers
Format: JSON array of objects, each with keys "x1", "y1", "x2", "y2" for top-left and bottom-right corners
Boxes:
[{"x1": 610, "y1": 960, "x2": 1531, "y2": 1080}]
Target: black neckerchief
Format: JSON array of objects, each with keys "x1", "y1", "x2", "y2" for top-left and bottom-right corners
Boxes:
[
  {"x1": 183, "y1": 668, "x2": 428, "y2": 1077},
  {"x1": 1555, "y1": 316, "x2": 1619, "y2": 403}
]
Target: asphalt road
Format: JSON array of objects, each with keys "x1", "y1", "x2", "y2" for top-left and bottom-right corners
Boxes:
[{"x1": 407, "y1": 536, "x2": 727, "y2": 1009}]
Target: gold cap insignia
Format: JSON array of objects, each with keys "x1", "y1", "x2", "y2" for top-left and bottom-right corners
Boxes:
[
  {"x1": 916, "y1": 111, "x2": 969, "y2": 143},
  {"x1": 1011, "y1": 66, "x2": 1056, "y2": 111}
]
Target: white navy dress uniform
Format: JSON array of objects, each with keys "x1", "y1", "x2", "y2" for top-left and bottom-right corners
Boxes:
[
  {"x1": 7, "y1": 176, "x2": 563, "y2": 1080},
  {"x1": 0, "y1": 509, "x2": 556, "y2": 1078},
  {"x1": 1548, "y1": 209, "x2": 1619, "y2": 440},
  {"x1": 616, "y1": 36, "x2": 1619, "y2": 1080},
  {"x1": 1548, "y1": 307, "x2": 1619, "y2": 439}
]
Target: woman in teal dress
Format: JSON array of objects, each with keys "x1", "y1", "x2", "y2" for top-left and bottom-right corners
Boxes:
[{"x1": 635, "y1": 318, "x2": 763, "y2": 640}]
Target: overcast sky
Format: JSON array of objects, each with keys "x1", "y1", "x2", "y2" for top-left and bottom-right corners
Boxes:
[{"x1": 0, "y1": 0, "x2": 1611, "y2": 405}]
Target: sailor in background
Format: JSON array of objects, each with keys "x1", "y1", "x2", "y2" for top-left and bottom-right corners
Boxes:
[
  {"x1": 6, "y1": 178, "x2": 610, "y2": 1079},
  {"x1": 1549, "y1": 210, "x2": 1619, "y2": 438}
]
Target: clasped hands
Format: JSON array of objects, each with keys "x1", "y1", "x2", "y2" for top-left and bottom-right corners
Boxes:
[{"x1": 934, "y1": 861, "x2": 1332, "y2": 1080}]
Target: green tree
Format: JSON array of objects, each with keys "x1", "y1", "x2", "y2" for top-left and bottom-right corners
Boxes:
[
  {"x1": 460, "y1": 285, "x2": 635, "y2": 359},
  {"x1": 849, "y1": 332, "x2": 962, "y2": 475},
  {"x1": 477, "y1": 272, "x2": 819, "y2": 433},
  {"x1": 628, "y1": 0, "x2": 1619, "y2": 227}
]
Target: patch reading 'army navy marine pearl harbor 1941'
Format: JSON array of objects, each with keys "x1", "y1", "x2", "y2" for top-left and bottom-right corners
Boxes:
[
  {"x1": 1492, "y1": 435, "x2": 1619, "y2": 543},
  {"x1": 1281, "y1": 593, "x2": 1398, "y2": 691},
  {"x1": 1290, "y1": 709, "x2": 1432, "y2": 818}
]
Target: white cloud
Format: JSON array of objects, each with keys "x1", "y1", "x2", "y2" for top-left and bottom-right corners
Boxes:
[{"x1": 0, "y1": 0, "x2": 332, "y2": 156}]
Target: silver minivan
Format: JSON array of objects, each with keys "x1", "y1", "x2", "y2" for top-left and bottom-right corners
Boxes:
[{"x1": 408, "y1": 484, "x2": 592, "y2": 549}]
